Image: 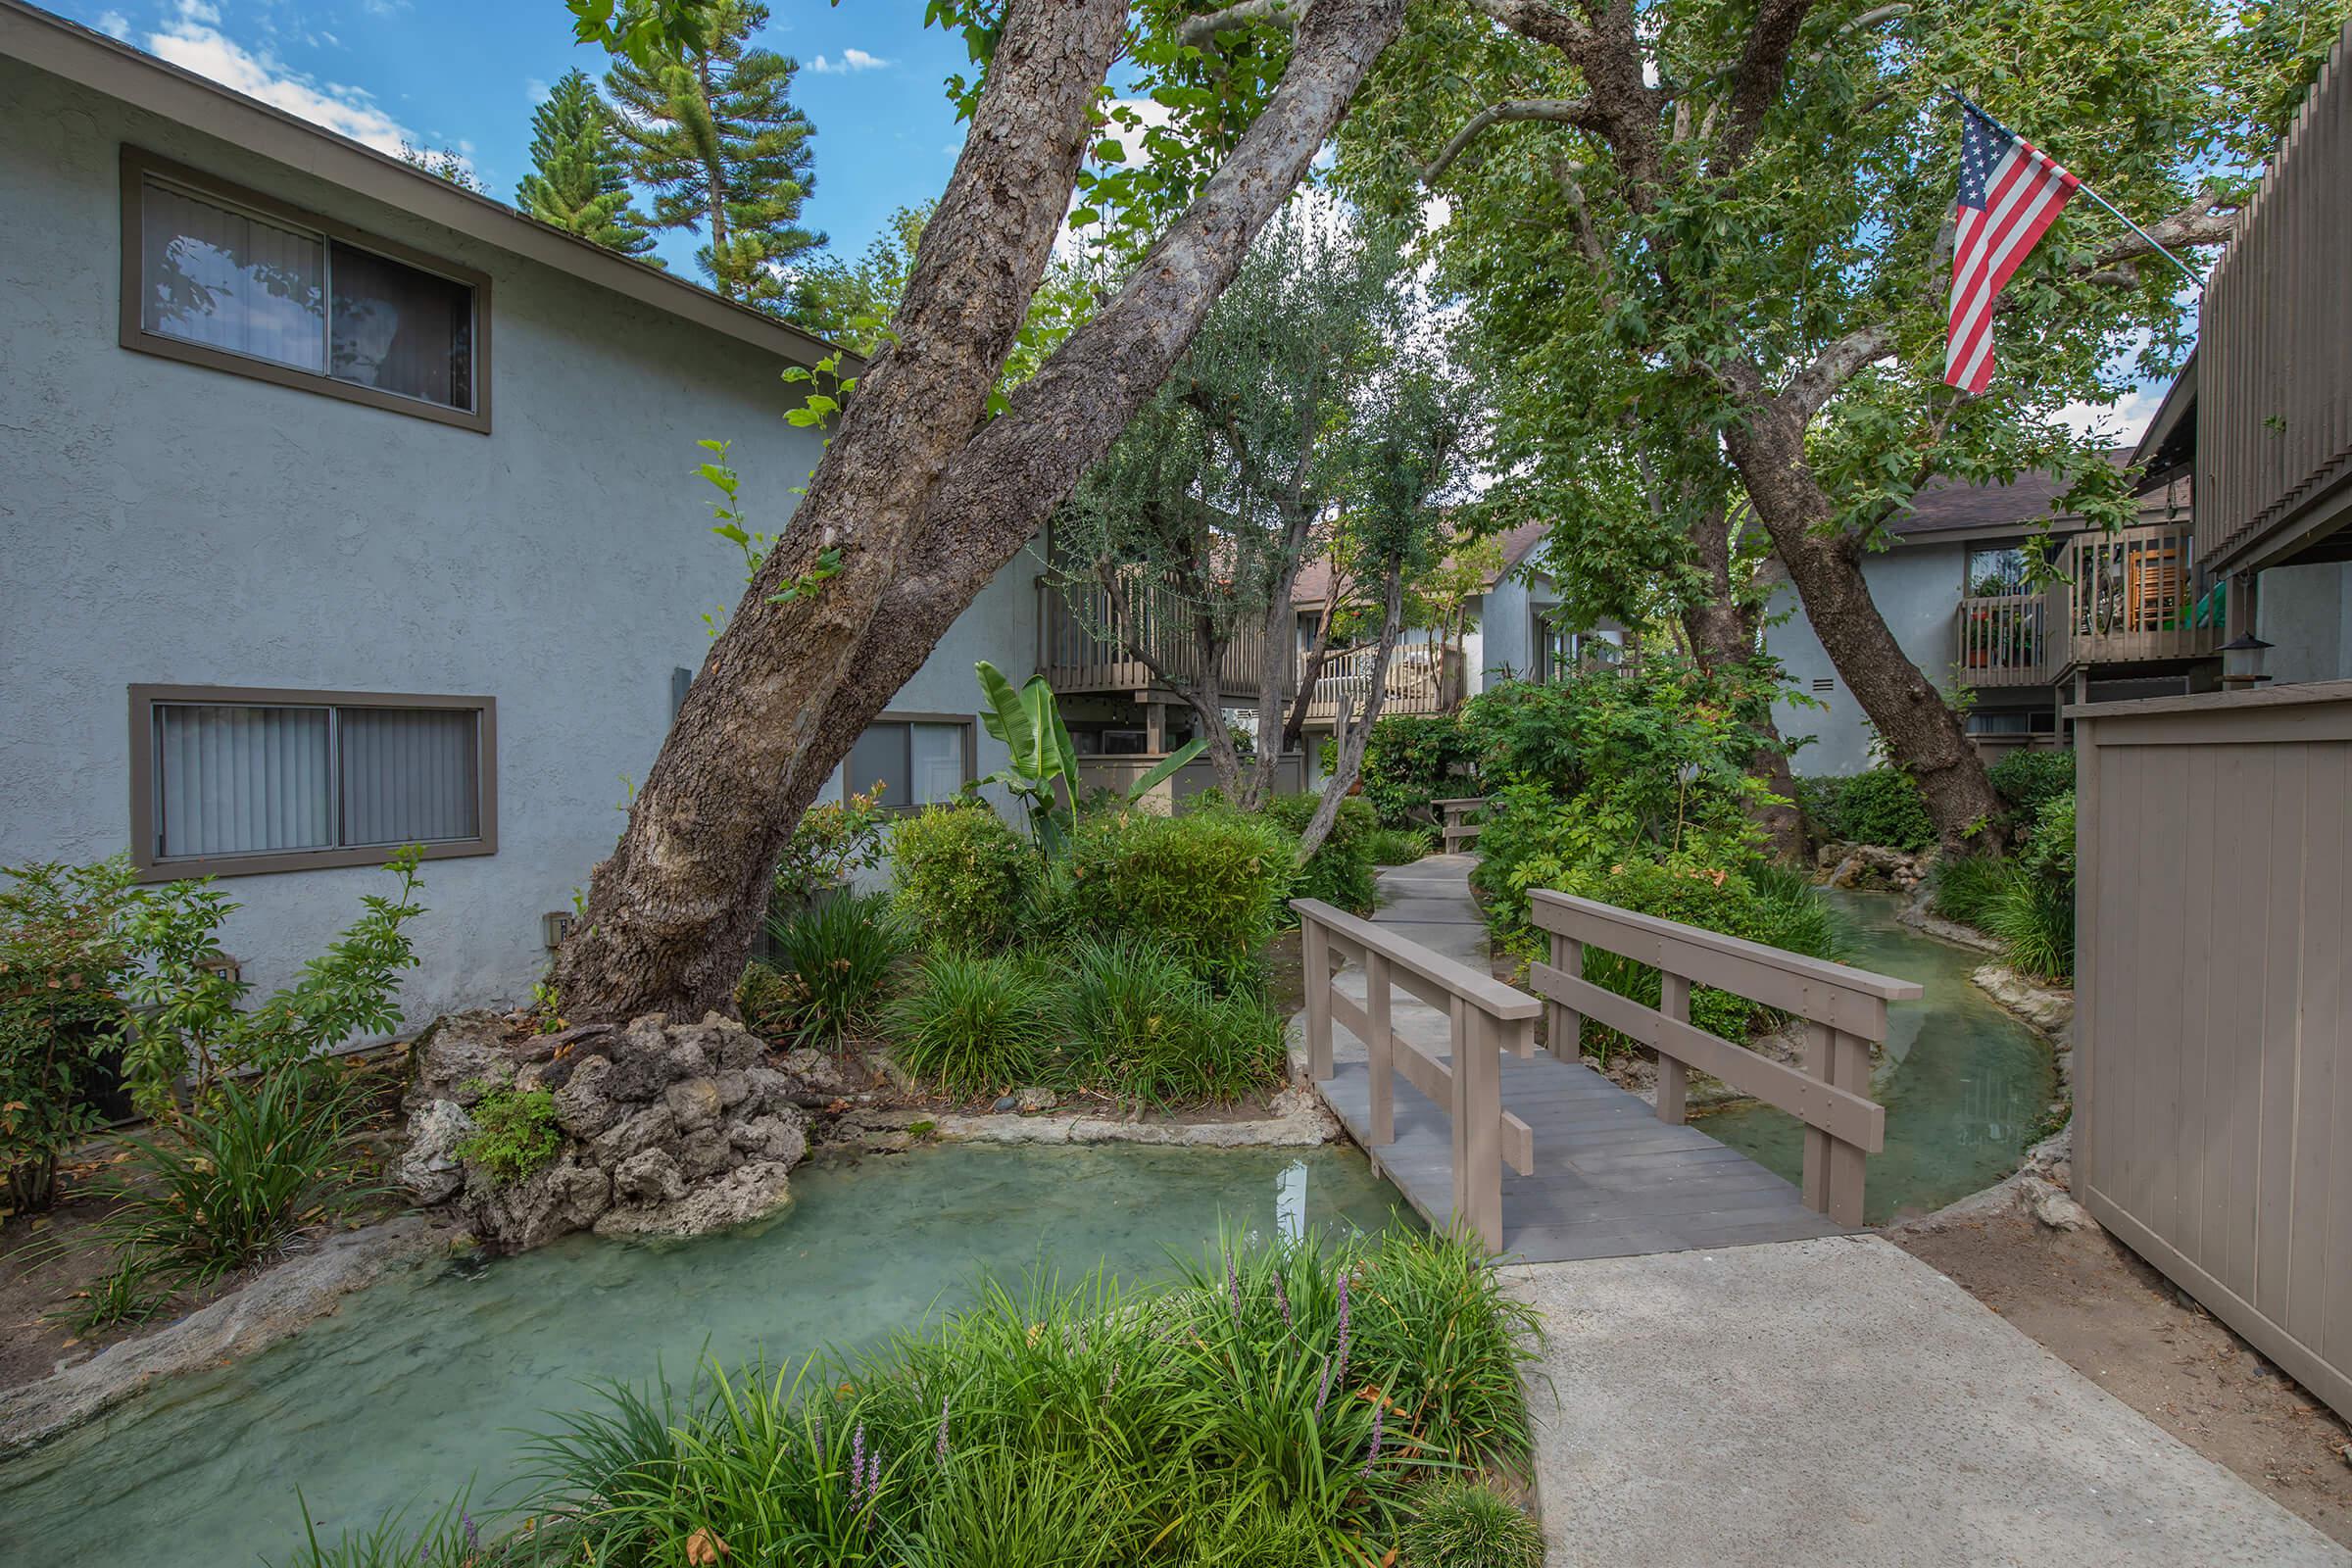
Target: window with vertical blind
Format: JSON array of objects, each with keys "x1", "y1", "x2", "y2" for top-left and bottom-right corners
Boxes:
[
  {"x1": 128, "y1": 687, "x2": 496, "y2": 879},
  {"x1": 833, "y1": 716, "x2": 975, "y2": 810},
  {"x1": 120, "y1": 150, "x2": 490, "y2": 432}
]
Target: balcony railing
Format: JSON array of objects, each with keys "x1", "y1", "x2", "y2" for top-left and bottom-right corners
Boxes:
[
  {"x1": 1301, "y1": 643, "x2": 1460, "y2": 721},
  {"x1": 1037, "y1": 578, "x2": 1288, "y2": 700},
  {"x1": 1956, "y1": 523, "x2": 2224, "y2": 687}
]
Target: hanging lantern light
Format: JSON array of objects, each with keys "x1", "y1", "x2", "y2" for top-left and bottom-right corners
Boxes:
[{"x1": 2220, "y1": 632, "x2": 2274, "y2": 690}]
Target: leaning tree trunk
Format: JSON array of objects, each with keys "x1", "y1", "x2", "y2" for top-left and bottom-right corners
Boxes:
[
  {"x1": 1682, "y1": 507, "x2": 1806, "y2": 861},
  {"x1": 1725, "y1": 402, "x2": 2002, "y2": 855},
  {"x1": 1297, "y1": 564, "x2": 1406, "y2": 858},
  {"x1": 552, "y1": 0, "x2": 1407, "y2": 1022}
]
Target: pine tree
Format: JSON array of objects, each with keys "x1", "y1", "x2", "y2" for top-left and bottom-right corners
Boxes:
[
  {"x1": 604, "y1": 0, "x2": 822, "y2": 309},
  {"x1": 514, "y1": 70, "x2": 662, "y2": 263}
]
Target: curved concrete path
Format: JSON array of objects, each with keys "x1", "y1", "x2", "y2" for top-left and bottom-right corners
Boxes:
[{"x1": 1320, "y1": 856, "x2": 2350, "y2": 1566}]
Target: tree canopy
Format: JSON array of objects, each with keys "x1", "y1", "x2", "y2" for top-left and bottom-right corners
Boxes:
[{"x1": 516, "y1": 68, "x2": 662, "y2": 261}]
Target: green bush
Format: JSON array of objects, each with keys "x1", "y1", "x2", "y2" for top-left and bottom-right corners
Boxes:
[
  {"x1": 1396, "y1": 1480, "x2": 1544, "y2": 1568},
  {"x1": 884, "y1": 952, "x2": 1064, "y2": 1096},
  {"x1": 1360, "y1": 714, "x2": 1480, "y2": 827},
  {"x1": 1056, "y1": 808, "x2": 1294, "y2": 990},
  {"x1": 1929, "y1": 854, "x2": 2021, "y2": 931},
  {"x1": 1987, "y1": 747, "x2": 2076, "y2": 823},
  {"x1": 1055, "y1": 936, "x2": 1286, "y2": 1108},
  {"x1": 888, "y1": 804, "x2": 1037, "y2": 954},
  {"x1": 1, "y1": 857, "x2": 144, "y2": 1211},
  {"x1": 456, "y1": 1084, "x2": 563, "y2": 1186},
  {"x1": 1364, "y1": 826, "x2": 1434, "y2": 865},
  {"x1": 1989, "y1": 791, "x2": 2076, "y2": 983},
  {"x1": 755, "y1": 890, "x2": 908, "y2": 1046},
  {"x1": 1257, "y1": 792, "x2": 1380, "y2": 915},
  {"x1": 1816, "y1": 766, "x2": 1936, "y2": 851}
]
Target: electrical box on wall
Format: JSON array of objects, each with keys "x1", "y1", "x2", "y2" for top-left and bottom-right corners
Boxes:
[{"x1": 543, "y1": 911, "x2": 576, "y2": 952}]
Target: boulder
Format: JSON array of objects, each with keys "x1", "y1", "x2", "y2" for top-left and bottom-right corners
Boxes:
[
  {"x1": 665, "y1": 1076, "x2": 723, "y2": 1132},
  {"x1": 552, "y1": 1054, "x2": 621, "y2": 1138},
  {"x1": 463, "y1": 1155, "x2": 612, "y2": 1252},
  {"x1": 712, "y1": 1069, "x2": 752, "y2": 1108},
  {"x1": 590, "y1": 1104, "x2": 680, "y2": 1168},
  {"x1": 612, "y1": 1148, "x2": 688, "y2": 1206},
  {"x1": 679, "y1": 1126, "x2": 738, "y2": 1181},
  {"x1": 728, "y1": 1110, "x2": 808, "y2": 1166},
  {"x1": 394, "y1": 1100, "x2": 474, "y2": 1205},
  {"x1": 595, "y1": 1160, "x2": 796, "y2": 1239}
]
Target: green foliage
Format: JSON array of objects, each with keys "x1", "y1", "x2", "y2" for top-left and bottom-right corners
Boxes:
[
  {"x1": 1396, "y1": 1480, "x2": 1544, "y2": 1568},
  {"x1": 602, "y1": 0, "x2": 821, "y2": 309},
  {"x1": 883, "y1": 953, "x2": 1064, "y2": 1096},
  {"x1": 888, "y1": 804, "x2": 1037, "y2": 955},
  {"x1": 1360, "y1": 714, "x2": 1480, "y2": 829},
  {"x1": 1056, "y1": 809, "x2": 1294, "y2": 990},
  {"x1": 1987, "y1": 748, "x2": 2078, "y2": 824},
  {"x1": 771, "y1": 783, "x2": 895, "y2": 911},
  {"x1": 76, "y1": 1067, "x2": 380, "y2": 1291},
  {"x1": 1989, "y1": 791, "x2": 2077, "y2": 983},
  {"x1": 1054, "y1": 937, "x2": 1286, "y2": 1109},
  {"x1": 473, "y1": 1227, "x2": 1536, "y2": 1568},
  {"x1": 1258, "y1": 793, "x2": 1380, "y2": 915},
  {"x1": 455, "y1": 1084, "x2": 564, "y2": 1187},
  {"x1": 0, "y1": 857, "x2": 143, "y2": 1211},
  {"x1": 755, "y1": 890, "x2": 908, "y2": 1046},
  {"x1": 270, "y1": 1493, "x2": 500, "y2": 1568},
  {"x1": 514, "y1": 69, "x2": 661, "y2": 260},
  {"x1": 49, "y1": 1253, "x2": 171, "y2": 1336},
  {"x1": 1363, "y1": 826, "x2": 1434, "y2": 866},
  {"x1": 788, "y1": 202, "x2": 930, "y2": 355},
  {"x1": 972, "y1": 662, "x2": 1207, "y2": 855},
  {"x1": 1930, "y1": 854, "x2": 2022, "y2": 932},
  {"x1": 1799, "y1": 768, "x2": 1937, "y2": 852}
]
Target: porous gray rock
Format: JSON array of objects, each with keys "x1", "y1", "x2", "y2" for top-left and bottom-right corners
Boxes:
[{"x1": 400, "y1": 1010, "x2": 808, "y2": 1252}]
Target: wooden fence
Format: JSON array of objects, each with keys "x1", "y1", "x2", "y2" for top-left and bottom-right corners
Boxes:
[
  {"x1": 1436, "y1": 796, "x2": 1486, "y2": 852},
  {"x1": 1526, "y1": 891, "x2": 1919, "y2": 1226},
  {"x1": 1295, "y1": 898, "x2": 1541, "y2": 1250}
]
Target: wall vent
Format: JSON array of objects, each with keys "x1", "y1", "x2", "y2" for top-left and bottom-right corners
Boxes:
[{"x1": 1811, "y1": 677, "x2": 1836, "y2": 694}]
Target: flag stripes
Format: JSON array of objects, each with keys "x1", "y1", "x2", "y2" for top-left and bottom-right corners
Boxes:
[{"x1": 1946, "y1": 100, "x2": 2079, "y2": 395}]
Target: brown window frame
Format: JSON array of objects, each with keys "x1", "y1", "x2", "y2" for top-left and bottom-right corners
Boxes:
[
  {"x1": 119, "y1": 148, "x2": 494, "y2": 434},
  {"x1": 838, "y1": 711, "x2": 980, "y2": 814},
  {"x1": 128, "y1": 684, "x2": 498, "y2": 881}
]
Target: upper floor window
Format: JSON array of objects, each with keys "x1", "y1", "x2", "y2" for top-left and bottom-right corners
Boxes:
[
  {"x1": 1967, "y1": 542, "x2": 2047, "y2": 597},
  {"x1": 129, "y1": 686, "x2": 497, "y2": 879},
  {"x1": 121, "y1": 151, "x2": 489, "y2": 432}
]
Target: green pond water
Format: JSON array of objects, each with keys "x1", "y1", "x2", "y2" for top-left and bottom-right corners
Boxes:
[
  {"x1": 1695, "y1": 889, "x2": 2059, "y2": 1224},
  {"x1": 0, "y1": 1143, "x2": 1412, "y2": 1568}
]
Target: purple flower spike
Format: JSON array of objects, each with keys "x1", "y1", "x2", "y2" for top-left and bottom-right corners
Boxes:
[
  {"x1": 1361, "y1": 1402, "x2": 1385, "y2": 1476},
  {"x1": 1227, "y1": 1255, "x2": 1244, "y2": 1323},
  {"x1": 850, "y1": 1422, "x2": 866, "y2": 1502},
  {"x1": 462, "y1": 1511, "x2": 479, "y2": 1551},
  {"x1": 935, "y1": 1394, "x2": 952, "y2": 1462},
  {"x1": 1274, "y1": 1272, "x2": 1292, "y2": 1328}
]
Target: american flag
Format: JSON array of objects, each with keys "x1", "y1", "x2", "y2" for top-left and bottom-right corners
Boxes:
[{"x1": 1946, "y1": 98, "x2": 2080, "y2": 395}]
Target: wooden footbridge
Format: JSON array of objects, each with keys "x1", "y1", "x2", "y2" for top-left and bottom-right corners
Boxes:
[{"x1": 1296, "y1": 842, "x2": 1923, "y2": 1262}]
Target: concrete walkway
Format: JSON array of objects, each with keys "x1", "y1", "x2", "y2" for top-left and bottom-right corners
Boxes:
[{"x1": 1321, "y1": 857, "x2": 2351, "y2": 1565}]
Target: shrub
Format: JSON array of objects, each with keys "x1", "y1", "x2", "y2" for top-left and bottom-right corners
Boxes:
[
  {"x1": 0, "y1": 857, "x2": 144, "y2": 1211},
  {"x1": 1989, "y1": 790, "x2": 2075, "y2": 983},
  {"x1": 1056, "y1": 808, "x2": 1293, "y2": 989},
  {"x1": 456, "y1": 1084, "x2": 563, "y2": 1186},
  {"x1": 1396, "y1": 1480, "x2": 1544, "y2": 1568},
  {"x1": 1364, "y1": 826, "x2": 1433, "y2": 865},
  {"x1": 1360, "y1": 713, "x2": 1479, "y2": 827},
  {"x1": 888, "y1": 805, "x2": 1036, "y2": 954},
  {"x1": 884, "y1": 953, "x2": 1064, "y2": 1095},
  {"x1": 756, "y1": 890, "x2": 908, "y2": 1046},
  {"x1": 1987, "y1": 747, "x2": 2076, "y2": 823},
  {"x1": 771, "y1": 784, "x2": 894, "y2": 911},
  {"x1": 1824, "y1": 766, "x2": 1936, "y2": 851},
  {"x1": 1056, "y1": 936, "x2": 1286, "y2": 1107},
  {"x1": 1929, "y1": 854, "x2": 2020, "y2": 931},
  {"x1": 77, "y1": 1066, "x2": 380, "y2": 1290},
  {"x1": 1258, "y1": 792, "x2": 1379, "y2": 915}
]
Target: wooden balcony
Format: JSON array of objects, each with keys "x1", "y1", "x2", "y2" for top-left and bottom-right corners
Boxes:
[
  {"x1": 1037, "y1": 579, "x2": 1290, "y2": 701},
  {"x1": 1955, "y1": 523, "x2": 2224, "y2": 688},
  {"x1": 1301, "y1": 644, "x2": 1461, "y2": 722}
]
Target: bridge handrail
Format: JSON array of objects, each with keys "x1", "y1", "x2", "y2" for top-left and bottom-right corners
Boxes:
[{"x1": 1434, "y1": 795, "x2": 1487, "y2": 851}]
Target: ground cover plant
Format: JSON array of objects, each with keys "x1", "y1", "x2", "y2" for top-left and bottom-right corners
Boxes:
[
  {"x1": 1985, "y1": 791, "x2": 2077, "y2": 984},
  {"x1": 279, "y1": 1228, "x2": 1544, "y2": 1568},
  {"x1": 751, "y1": 890, "x2": 910, "y2": 1045},
  {"x1": 455, "y1": 1083, "x2": 564, "y2": 1186},
  {"x1": 1795, "y1": 767, "x2": 1937, "y2": 852}
]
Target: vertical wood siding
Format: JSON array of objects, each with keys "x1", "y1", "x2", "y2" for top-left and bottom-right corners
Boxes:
[{"x1": 2076, "y1": 687, "x2": 2352, "y2": 1416}]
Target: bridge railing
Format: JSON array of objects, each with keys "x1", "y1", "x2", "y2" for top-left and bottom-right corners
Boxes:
[
  {"x1": 1527, "y1": 891, "x2": 1920, "y2": 1226},
  {"x1": 1294, "y1": 897, "x2": 1541, "y2": 1250},
  {"x1": 1435, "y1": 795, "x2": 1487, "y2": 852}
]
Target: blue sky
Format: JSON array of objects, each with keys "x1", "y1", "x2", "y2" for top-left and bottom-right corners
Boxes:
[{"x1": 59, "y1": 0, "x2": 969, "y2": 271}]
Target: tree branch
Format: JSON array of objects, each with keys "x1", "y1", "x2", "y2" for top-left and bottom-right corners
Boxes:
[
  {"x1": 1423, "y1": 97, "x2": 1602, "y2": 181},
  {"x1": 1462, "y1": 0, "x2": 1591, "y2": 52},
  {"x1": 1179, "y1": 0, "x2": 1303, "y2": 48},
  {"x1": 1713, "y1": 0, "x2": 1819, "y2": 171},
  {"x1": 1783, "y1": 322, "x2": 1896, "y2": 418}
]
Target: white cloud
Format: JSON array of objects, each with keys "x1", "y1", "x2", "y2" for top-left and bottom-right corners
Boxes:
[
  {"x1": 808, "y1": 48, "x2": 891, "y2": 74},
  {"x1": 144, "y1": 11, "x2": 426, "y2": 162},
  {"x1": 2052, "y1": 380, "x2": 2165, "y2": 445},
  {"x1": 526, "y1": 76, "x2": 551, "y2": 106},
  {"x1": 95, "y1": 10, "x2": 131, "y2": 38}
]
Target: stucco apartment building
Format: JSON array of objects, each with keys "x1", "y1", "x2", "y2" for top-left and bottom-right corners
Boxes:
[{"x1": 0, "y1": 2, "x2": 1037, "y2": 1025}]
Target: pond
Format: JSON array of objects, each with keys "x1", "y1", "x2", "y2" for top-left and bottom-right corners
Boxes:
[
  {"x1": 0, "y1": 1143, "x2": 1412, "y2": 1568},
  {"x1": 1696, "y1": 890, "x2": 2059, "y2": 1225}
]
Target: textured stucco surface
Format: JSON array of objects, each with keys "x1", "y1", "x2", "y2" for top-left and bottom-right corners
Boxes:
[
  {"x1": 1766, "y1": 539, "x2": 1969, "y2": 776},
  {"x1": 0, "y1": 59, "x2": 1030, "y2": 1025},
  {"x1": 2258, "y1": 559, "x2": 2352, "y2": 685}
]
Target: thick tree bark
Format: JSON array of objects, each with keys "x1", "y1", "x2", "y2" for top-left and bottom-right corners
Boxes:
[
  {"x1": 1723, "y1": 398, "x2": 2002, "y2": 854},
  {"x1": 1681, "y1": 509, "x2": 1806, "y2": 861},
  {"x1": 554, "y1": 0, "x2": 1407, "y2": 1022}
]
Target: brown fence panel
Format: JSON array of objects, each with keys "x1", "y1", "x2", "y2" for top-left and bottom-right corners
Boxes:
[{"x1": 2075, "y1": 683, "x2": 2352, "y2": 1417}]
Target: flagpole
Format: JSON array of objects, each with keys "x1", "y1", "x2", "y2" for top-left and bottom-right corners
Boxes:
[{"x1": 1947, "y1": 89, "x2": 2207, "y2": 291}]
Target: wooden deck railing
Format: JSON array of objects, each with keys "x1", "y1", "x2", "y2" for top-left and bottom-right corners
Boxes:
[
  {"x1": 1956, "y1": 523, "x2": 2223, "y2": 687},
  {"x1": 1036, "y1": 578, "x2": 1287, "y2": 699},
  {"x1": 1301, "y1": 644, "x2": 1459, "y2": 720},
  {"x1": 1295, "y1": 898, "x2": 1542, "y2": 1250},
  {"x1": 1955, "y1": 591, "x2": 2054, "y2": 686},
  {"x1": 1436, "y1": 796, "x2": 1486, "y2": 852},
  {"x1": 1526, "y1": 891, "x2": 1922, "y2": 1226}
]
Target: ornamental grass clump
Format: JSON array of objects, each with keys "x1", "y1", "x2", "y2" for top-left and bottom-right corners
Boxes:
[
  {"x1": 1056, "y1": 935, "x2": 1285, "y2": 1108},
  {"x1": 1396, "y1": 1479, "x2": 1545, "y2": 1568},
  {"x1": 884, "y1": 952, "x2": 1064, "y2": 1096},
  {"x1": 755, "y1": 890, "x2": 909, "y2": 1046},
  {"x1": 308, "y1": 1229, "x2": 1541, "y2": 1567}
]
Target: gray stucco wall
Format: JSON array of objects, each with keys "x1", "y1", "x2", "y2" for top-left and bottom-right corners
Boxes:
[
  {"x1": 1765, "y1": 539, "x2": 1966, "y2": 776},
  {"x1": 0, "y1": 59, "x2": 1028, "y2": 1031},
  {"x1": 2257, "y1": 560, "x2": 2352, "y2": 685}
]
